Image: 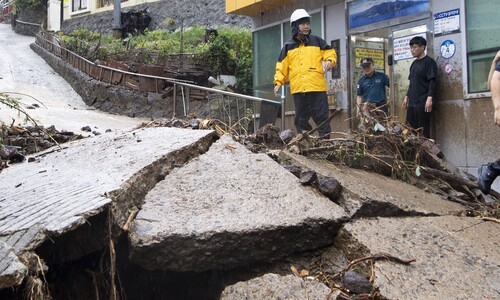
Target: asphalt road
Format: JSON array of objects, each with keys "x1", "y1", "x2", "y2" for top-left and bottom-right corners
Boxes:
[{"x1": 0, "y1": 24, "x2": 146, "y2": 135}]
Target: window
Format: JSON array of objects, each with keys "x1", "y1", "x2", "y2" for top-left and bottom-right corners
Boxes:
[
  {"x1": 465, "y1": 0, "x2": 500, "y2": 93},
  {"x1": 72, "y1": 0, "x2": 87, "y2": 13},
  {"x1": 253, "y1": 24, "x2": 281, "y2": 97}
]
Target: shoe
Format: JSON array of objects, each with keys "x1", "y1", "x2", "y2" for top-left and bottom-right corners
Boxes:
[{"x1": 478, "y1": 163, "x2": 499, "y2": 195}]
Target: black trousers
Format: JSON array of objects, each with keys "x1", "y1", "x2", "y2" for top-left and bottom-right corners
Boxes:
[
  {"x1": 293, "y1": 92, "x2": 331, "y2": 136},
  {"x1": 406, "y1": 107, "x2": 431, "y2": 138}
]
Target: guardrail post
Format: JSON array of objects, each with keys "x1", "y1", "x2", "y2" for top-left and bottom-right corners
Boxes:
[
  {"x1": 281, "y1": 87, "x2": 286, "y2": 131},
  {"x1": 173, "y1": 84, "x2": 177, "y2": 117}
]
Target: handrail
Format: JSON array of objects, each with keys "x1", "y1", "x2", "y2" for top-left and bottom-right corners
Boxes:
[
  {"x1": 16, "y1": 19, "x2": 41, "y2": 26},
  {"x1": 34, "y1": 32, "x2": 285, "y2": 133},
  {"x1": 35, "y1": 33, "x2": 281, "y2": 105}
]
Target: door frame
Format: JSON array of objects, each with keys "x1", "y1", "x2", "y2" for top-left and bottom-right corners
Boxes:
[{"x1": 346, "y1": 19, "x2": 434, "y2": 129}]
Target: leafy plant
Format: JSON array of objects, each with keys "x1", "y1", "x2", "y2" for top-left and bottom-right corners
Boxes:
[
  {"x1": 13, "y1": 0, "x2": 44, "y2": 12},
  {"x1": 56, "y1": 26, "x2": 254, "y2": 94},
  {"x1": 202, "y1": 34, "x2": 236, "y2": 76}
]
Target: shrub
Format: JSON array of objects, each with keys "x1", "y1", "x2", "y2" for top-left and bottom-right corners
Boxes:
[{"x1": 57, "y1": 26, "x2": 254, "y2": 94}]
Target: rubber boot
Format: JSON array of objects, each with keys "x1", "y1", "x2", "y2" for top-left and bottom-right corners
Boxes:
[{"x1": 478, "y1": 161, "x2": 500, "y2": 195}]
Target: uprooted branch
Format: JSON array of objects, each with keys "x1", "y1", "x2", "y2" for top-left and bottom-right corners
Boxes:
[{"x1": 342, "y1": 252, "x2": 416, "y2": 274}]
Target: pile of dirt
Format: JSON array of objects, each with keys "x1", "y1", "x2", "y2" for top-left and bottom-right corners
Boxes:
[
  {"x1": 0, "y1": 123, "x2": 83, "y2": 172},
  {"x1": 279, "y1": 106, "x2": 499, "y2": 218}
]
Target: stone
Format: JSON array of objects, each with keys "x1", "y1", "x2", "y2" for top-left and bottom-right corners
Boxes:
[{"x1": 343, "y1": 270, "x2": 372, "y2": 294}]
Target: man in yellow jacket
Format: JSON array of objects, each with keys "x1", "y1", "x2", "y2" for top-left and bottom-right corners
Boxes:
[{"x1": 274, "y1": 9, "x2": 337, "y2": 137}]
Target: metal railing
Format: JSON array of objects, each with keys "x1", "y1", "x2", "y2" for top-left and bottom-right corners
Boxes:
[
  {"x1": 34, "y1": 32, "x2": 283, "y2": 134},
  {"x1": 15, "y1": 19, "x2": 41, "y2": 26}
]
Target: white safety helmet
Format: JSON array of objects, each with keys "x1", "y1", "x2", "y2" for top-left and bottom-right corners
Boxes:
[{"x1": 290, "y1": 9, "x2": 310, "y2": 24}]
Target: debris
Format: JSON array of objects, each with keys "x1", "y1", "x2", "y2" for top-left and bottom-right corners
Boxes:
[
  {"x1": 279, "y1": 129, "x2": 294, "y2": 143},
  {"x1": 299, "y1": 170, "x2": 317, "y2": 186},
  {"x1": 316, "y1": 175, "x2": 342, "y2": 202},
  {"x1": 0, "y1": 123, "x2": 83, "y2": 173},
  {"x1": 284, "y1": 108, "x2": 499, "y2": 217},
  {"x1": 343, "y1": 270, "x2": 372, "y2": 294}
]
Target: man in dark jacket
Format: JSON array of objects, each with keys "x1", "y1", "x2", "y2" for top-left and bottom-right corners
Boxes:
[{"x1": 356, "y1": 57, "x2": 390, "y2": 115}]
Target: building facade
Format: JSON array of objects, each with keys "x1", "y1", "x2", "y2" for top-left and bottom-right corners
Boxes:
[
  {"x1": 0, "y1": 0, "x2": 14, "y2": 23},
  {"x1": 227, "y1": 0, "x2": 500, "y2": 175}
]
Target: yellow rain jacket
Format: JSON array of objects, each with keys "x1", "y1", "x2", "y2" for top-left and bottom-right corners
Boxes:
[{"x1": 274, "y1": 35, "x2": 337, "y2": 94}]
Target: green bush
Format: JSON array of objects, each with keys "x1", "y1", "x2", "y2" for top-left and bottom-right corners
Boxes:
[{"x1": 14, "y1": 0, "x2": 44, "y2": 12}]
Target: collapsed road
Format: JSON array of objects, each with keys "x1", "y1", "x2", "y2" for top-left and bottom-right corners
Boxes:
[
  {"x1": 1, "y1": 127, "x2": 499, "y2": 299},
  {"x1": 1, "y1": 23, "x2": 499, "y2": 299}
]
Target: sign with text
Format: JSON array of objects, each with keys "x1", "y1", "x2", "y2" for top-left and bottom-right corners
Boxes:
[
  {"x1": 331, "y1": 39, "x2": 341, "y2": 79},
  {"x1": 355, "y1": 48, "x2": 385, "y2": 70},
  {"x1": 393, "y1": 33, "x2": 426, "y2": 61},
  {"x1": 434, "y1": 9, "x2": 460, "y2": 36}
]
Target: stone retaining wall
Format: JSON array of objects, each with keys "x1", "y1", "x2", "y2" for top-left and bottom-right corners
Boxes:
[
  {"x1": 13, "y1": 4, "x2": 46, "y2": 36},
  {"x1": 63, "y1": 0, "x2": 252, "y2": 34}
]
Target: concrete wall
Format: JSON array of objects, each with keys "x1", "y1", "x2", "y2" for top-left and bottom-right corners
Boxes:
[{"x1": 430, "y1": 0, "x2": 499, "y2": 170}]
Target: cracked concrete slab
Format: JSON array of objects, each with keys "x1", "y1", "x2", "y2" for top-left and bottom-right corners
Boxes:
[
  {"x1": 220, "y1": 273, "x2": 337, "y2": 299},
  {"x1": 129, "y1": 135, "x2": 348, "y2": 272},
  {"x1": 280, "y1": 151, "x2": 465, "y2": 217},
  {"x1": 0, "y1": 241, "x2": 27, "y2": 289},
  {"x1": 337, "y1": 216, "x2": 500, "y2": 299},
  {"x1": 0, "y1": 127, "x2": 214, "y2": 288}
]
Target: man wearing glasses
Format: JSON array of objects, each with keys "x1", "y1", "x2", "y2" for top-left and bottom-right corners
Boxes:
[
  {"x1": 356, "y1": 57, "x2": 390, "y2": 116},
  {"x1": 402, "y1": 36, "x2": 438, "y2": 138}
]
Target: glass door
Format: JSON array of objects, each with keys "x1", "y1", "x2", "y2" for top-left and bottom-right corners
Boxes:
[{"x1": 348, "y1": 28, "x2": 391, "y2": 127}]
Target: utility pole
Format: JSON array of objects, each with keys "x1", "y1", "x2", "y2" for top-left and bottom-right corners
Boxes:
[{"x1": 112, "y1": 0, "x2": 122, "y2": 38}]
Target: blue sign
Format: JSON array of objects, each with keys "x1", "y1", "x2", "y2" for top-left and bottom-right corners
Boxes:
[
  {"x1": 348, "y1": 0, "x2": 430, "y2": 29},
  {"x1": 440, "y1": 40, "x2": 456, "y2": 59}
]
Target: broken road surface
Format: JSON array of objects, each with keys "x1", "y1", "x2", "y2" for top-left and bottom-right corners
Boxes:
[
  {"x1": 0, "y1": 127, "x2": 214, "y2": 287},
  {"x1": 128, "y1": 135, "x2": 348, "y2": 271}
]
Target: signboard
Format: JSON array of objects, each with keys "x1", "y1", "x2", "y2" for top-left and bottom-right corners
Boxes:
[
  {"x1": 331, "y1": 39, "x2": 341, "y2": 79},
  {"x1": 440, "y1": 40, "x2": 456, "y2": 59},
  {"x1": 348, "y1": 0, "x2": 429, "y2": 29},
  {"x1": 434, "y1": 9, "x2": 460, "y2": 36},
  {"x1": 355, "y1": 48, "x2": 385, "y2": 69},
  {"x1": 393, "y1": 33, "x2": 426, "y2": 61}
]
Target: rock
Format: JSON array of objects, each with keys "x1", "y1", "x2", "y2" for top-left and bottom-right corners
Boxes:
[
  {"x1": 343, "y1": 270, "x2": 372, "y2": 294},
  {"x1": 284, "y1": 164, "x2": 302, "y2": 178},
  {"x1": 316, "y1": 175, "x2": 342, "y2": 202},
  {"x1": 299, "y1": 170, "x2": 317, "y2": 185}
]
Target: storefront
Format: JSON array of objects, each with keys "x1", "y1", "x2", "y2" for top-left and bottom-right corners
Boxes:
[
  {"x1": 346, "y1": 0, "x2": 434, "y2": 127},
  {"x1": 227, "y1": 0, "x2": 500, "y2": 172}
]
